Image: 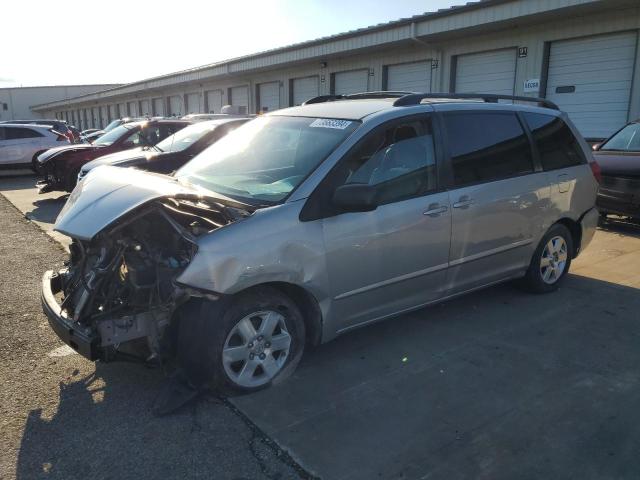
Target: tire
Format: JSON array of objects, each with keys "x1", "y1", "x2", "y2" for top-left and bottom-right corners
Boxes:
[
  {"x1": 519, "y1": 223, "x2": 573, "y2": 293},
  {"x1": 177, "y1": 287, "x2": 306, "y2": 395},
  {"x1": 64, "y1": 168, "x2": 81, "y2": 192}
]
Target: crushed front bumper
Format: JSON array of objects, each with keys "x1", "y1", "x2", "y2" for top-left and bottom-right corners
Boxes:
[
  {"x1": 597, "y1": 176, "x2": 640, "y2": 218},
  {"x1": 35, "y1": 178, "x2": 57, "y2": 194},
  {"x1": 41, "y1": 270, "x2": 101, "y2": 360}
]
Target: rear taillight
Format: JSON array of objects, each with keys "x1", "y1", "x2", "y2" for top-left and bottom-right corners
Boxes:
[{"x1": 589, "y1": 160, "x2": 602, "y2": 184}]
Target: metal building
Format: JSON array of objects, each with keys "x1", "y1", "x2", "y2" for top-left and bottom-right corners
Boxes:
[
  {"x1": 0, "y1": 84, "x2": 120, "y2": 123},
  {"x1": 32, "y1": 0, "x2": 640, "y2": 140}
]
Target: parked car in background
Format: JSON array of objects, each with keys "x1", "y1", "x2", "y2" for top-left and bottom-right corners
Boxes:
[
  {"x1": 182, "y1": 113, "x2": 252, "y2": 122},
  {"x1": 102, "y1": 117, "x2": 147, "y2": 133},
  {"x1": 1, "y1": 119, "x2": 75, "y2": 143},
  {"x1": 36, "y1": 119, "x2": 191, "y2": 192},
  {"x1": 68, "y1": 125, "x2": 82, "y2": 143},
  {"x1": 81, "y1": 131, "x2": 105, "y2": 144},
  {"x1": 42, "y1": 93, "x2": 599, "y2": 394},
  {"x1": 81, "y1": 128, "x2": 102, "y2": 136},
  {"x1": 0, "y1": 123, "x2": 70, "y2": 171},
  {"x1": 79, "y1": 117, "x2": 250, "y2": 181},
  {"x1": 593, "y1": 119, "x2": 640, "y2": 222}
]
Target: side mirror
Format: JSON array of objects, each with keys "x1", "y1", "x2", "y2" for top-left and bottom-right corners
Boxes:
[{"x1": 332, "y1": 183, "x2": 377, "y2": 212}]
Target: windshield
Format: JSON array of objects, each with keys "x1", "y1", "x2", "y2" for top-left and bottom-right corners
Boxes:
[
  {"x1": 601, "y1": 123, "x2": 640, "y2": 152},
  {"x1": 103, "y1": 120, "x2": 122, "y2": 132},
  {"x1": 93, "y1": 124, "x2": 132, "y2": 146},
  {"x1": 176, "y1": 116, "x2": 359, "y2": 204},
  {"x1": 156, "y1": 122, "x2": 217, "y2": 153}
]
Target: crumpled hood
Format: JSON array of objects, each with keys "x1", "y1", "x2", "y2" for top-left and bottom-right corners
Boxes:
[
  {"x1": 54, "y1": 165, "x2": 234, "y2": 241},
  {"x1": 38, "y1": 144, "x2": 105, "y2": 164},
  {"x1": 81, "y1": 147, "x2": 148, "y2": 173},
  {"x1": 594, "y1": 151, "x2": 640, "y2": 177}
]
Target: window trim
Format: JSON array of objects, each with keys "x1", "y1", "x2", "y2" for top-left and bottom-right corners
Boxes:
[
  {"x1": 439, "y1": 110, "x2": 537, "y2": 190},
  {"x1": 300, "y1": 113, "x2": 444, "y2": 222}
]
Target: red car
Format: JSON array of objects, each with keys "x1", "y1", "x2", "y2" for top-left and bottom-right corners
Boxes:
[{"x1": 36, "y1": 119, "x2": 191, "y2": 193}]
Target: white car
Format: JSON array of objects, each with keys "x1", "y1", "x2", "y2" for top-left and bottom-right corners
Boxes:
[{"x1": 0, "y1": 123, "x2": 70, "y2": 171}]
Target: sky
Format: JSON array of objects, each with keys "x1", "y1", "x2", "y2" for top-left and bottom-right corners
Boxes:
[{"x1": 1, "y1": 0, "x2": 461, "y2": 88}]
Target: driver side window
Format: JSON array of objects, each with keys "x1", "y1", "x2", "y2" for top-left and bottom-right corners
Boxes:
[{"x1": 340, "y1": 117, "x2": 437, "y2": 205}]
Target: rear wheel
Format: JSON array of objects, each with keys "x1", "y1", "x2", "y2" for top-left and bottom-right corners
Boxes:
[
  {"x1": 177, "y1": 287, "x2": 305, "y2": 395},
  {"x1": 520, "y1": 224, "x2": 573, "y2": 293}
]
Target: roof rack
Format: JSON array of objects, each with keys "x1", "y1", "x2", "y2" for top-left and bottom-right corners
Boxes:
[
  {"x1": 392, "y1": 92, "x2": 559, "y2": 110},
  {"x1": 302, "y1": 91, "x2": 412, "y2": 105}
]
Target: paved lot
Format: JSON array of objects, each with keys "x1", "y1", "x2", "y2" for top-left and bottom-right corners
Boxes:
[{"x1": 1, "y1": 172, "x2": 640, "y2": 479}]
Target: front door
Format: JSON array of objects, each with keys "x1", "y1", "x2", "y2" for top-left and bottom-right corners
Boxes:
[
  {"x1": 321, "y1": 115, "x2": 451, "y2": 331},
  {"x1": 442, "y1": 111, "x2": 550, "y2": 292}
]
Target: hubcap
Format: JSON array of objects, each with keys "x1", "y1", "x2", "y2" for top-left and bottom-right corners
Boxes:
[
  {"x1": 222, "y1": 310, "x2": 291, "y2": 388},
  {"x1": 540, "y1": 236, "x2": 568, "y2": 285}
]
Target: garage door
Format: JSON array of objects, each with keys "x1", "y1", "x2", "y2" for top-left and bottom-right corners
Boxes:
[
  {"x1": 127, "y1": 101, "x2": 138, "y2": 117},
  {"x1": 387, "y1": 61, "x2": 431, "y2": 92},
  {"x1": 206, "y1": 90, "x2": 223, "y2": 113},
  {"x1": 139, "y1": 100, "x2": 150, "y2": 117},
  {"x1": 169, "y1": 96, "x2": 182, "y2": 116},
  {"x1": 455, "y1": 49, "x2": 517, "y2": 95},
  {"x1": 546, "y1": 32, "x2": 637, "y2": 139},
  {"x1": 109, "y1": 105, "x2": 117, "y2": 122},
  {"x1": 292, "y1": 76, "x2": 319, "y2": 105},
  {"x1": 230, "y1": 86, "x2": 249, "y2": 112},
  {"x1": 152, "y1": 98, "x2": 165, "y2": 116},
  {"x1": 100, "y1": 106, "x2": 108, "y2": 127},
  {"x1": 186, "y1": 93, "x2": 200, "y2": 114},
  {"x1": 117, "y1": 103, "x2": 126, "y2": 118},
  {"x1": 258, "y1": 82, "x2": 280, "y2": 113},
  {"x1": 334, "y1": 69, "x2": 369, "y2": 95}
]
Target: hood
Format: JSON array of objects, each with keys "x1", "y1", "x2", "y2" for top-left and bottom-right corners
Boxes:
[
  {"x1": 594, "y1": 150, "x2": 640, "y2": 177},
  {"x1": 38, "y1": 143, "x2": 105, "y2": 164},
  {"x1": 82, "y1": 147, "x2": 149, "y2": 172},
  {"x1": 55, "y1": 165, "x2": 244, "y2": 241}
]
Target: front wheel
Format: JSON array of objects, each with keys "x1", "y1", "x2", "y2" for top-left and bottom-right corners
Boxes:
[
  {"x1": 519, "y1": 224, "x2": 573, "y2": 293},
  {"x1": 177, "y1": 287, "x2": 306, "y2": 395}
]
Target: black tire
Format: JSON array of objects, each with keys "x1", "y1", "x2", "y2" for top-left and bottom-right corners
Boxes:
[
  {"x1": 176, "y1": 286, "x2": 306, "y2": 395},
  {"x1": 519, "y1": 223, "x2": 574, "y2": 294},
  {"x1": 64, "y1": 168, "x2": 81, "y2": 192}
]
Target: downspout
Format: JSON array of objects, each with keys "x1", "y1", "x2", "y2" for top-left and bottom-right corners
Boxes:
[{"x1": 410, "y1": 22, "x2": 442, "y2": 93}]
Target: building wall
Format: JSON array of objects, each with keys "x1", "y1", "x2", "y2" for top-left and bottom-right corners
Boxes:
[
  {"x1": 35, "y1": 1, "x2": 640, "y2": 137},
  {"x1": 0, "y1": 85, "x2": 120, "y2": 122}
]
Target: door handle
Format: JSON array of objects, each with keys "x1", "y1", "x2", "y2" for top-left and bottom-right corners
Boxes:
[
  {"x1": 453, "y1": 196, "x2": 474, "y2": 209},
  {"x1": 423, "y1": 204, "x2": 448, "y2": 217}
]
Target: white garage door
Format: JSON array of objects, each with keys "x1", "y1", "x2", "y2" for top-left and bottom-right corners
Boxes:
[
  {"x1": 186, "y1": 93, "x2": 200, "y2": 114},
  {"x1": 169, "y1": 96, "x2": 182, "y2": 116},
  {"x1": 230, "y1": 86, "x2": 249, "y2": 112},
  {"x1": 387, "y1": 61, "x2": 431, "y2": 92},
  {"x1": 152, "y1": 98, "x2": 165, "y2": 116},
  {"x1": 334, "y1": 69, "x2": 369, "y2": 95},
  {"x1": 206, "y1": 90, "x2": 223, "y2": 113},
  {"x1": 258, "y1": 82, "x2": 280, "y2": 113},
  {"x1": 292, "y1": 76, "x2": 319, "y2": 105},
  {"x1": 100, "y1": 106, "x2": 108, "y2": 127},
  {"x1": 139, "y1": 100, "x2": 150, "y2": 117},
  {"x1": 455, "y1": 49, "x2": 517, "y2": 95},
  {"x1": 127, "y1": 101, "x2": 138, "y2": 117},
  {"x1": 546, "y1": 32, "x2": 637, "y2": 139}
]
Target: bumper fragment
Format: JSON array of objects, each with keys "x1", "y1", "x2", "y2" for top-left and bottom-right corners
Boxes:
[
  {"x1": 36, "y1": 179, "x2": 56, "y2": 194},
  {"x1": 41, "y1": 270, "x2": 100, "y2": 360}
]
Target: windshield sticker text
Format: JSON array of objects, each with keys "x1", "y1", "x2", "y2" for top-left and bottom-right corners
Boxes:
[{"x1": 309, "y1": 119, "x2": 352, "y2": 129}]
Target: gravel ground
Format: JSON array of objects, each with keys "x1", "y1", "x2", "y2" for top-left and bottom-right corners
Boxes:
[{"x1": 0, "y1": 193, "x2": 312, "y2": 480}]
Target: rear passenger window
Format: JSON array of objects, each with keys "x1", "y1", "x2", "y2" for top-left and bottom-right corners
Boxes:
[
  {"x1": 444, "y1": 112, "x2": 533, "y2": 186},
  {"x1": 523, "y1": 113, "x2": 586, "y2": 170},
  {"x1": 5, "y1": 127, "x2": 43, "y2": 140}
]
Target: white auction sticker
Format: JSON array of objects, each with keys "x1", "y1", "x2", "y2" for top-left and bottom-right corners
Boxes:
[{"x1": 309, "y1": 119, "x2": 352, "y2": 129}]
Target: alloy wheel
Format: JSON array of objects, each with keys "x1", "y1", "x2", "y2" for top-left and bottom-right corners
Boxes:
[
  {"x1": 540, "y1": 236, "x2": 568, "y2": 285},
  {"x1": 222, "y1": 310, "x2": 291, "y2": 388}
]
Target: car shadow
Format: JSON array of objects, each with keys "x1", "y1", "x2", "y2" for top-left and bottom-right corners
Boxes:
[
  {"x1": 27, "y1": 196, "x2": 68, "y2": 225},
  {"x1": 15, "y1": 274, "x2": 640, "y2": 479}
]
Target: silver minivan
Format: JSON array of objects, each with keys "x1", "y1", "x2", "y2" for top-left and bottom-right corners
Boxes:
[{"x1": 42, "y1": 93, "x2": 599, "y2": 393}]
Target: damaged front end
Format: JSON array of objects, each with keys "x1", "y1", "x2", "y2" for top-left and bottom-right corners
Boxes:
[{"x1": 42, "y1": 195, "x2": 247, "y2": 362}]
